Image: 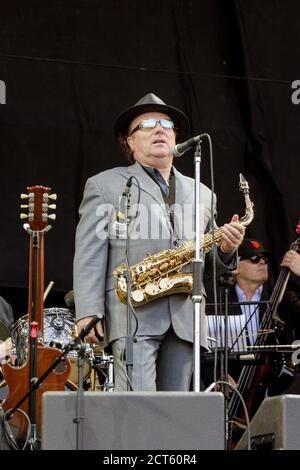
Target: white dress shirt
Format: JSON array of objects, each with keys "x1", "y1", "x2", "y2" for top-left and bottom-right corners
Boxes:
[{"x1": 207, "y1": 284, "x2": 263, "y2": 352}]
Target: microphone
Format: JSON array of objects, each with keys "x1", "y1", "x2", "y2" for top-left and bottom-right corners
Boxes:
[
  {"x1": 171, "y1": 134, "x2": 203, "y2": 157},
  {"x1": 115, "y1": 176, "x2": 133, "y2": 232}
]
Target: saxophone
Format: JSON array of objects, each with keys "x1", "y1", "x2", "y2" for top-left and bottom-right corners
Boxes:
[{"x1": 113, "y1": 173, "x2": 254, "y2": 306}]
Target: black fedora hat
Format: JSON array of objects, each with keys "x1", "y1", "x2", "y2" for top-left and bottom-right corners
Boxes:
[
  {"x1": 114, "y1": 93, "x2": 190, "y2": 142},
  {"x1": 238, "y1": 238, "x2": 270, "y2": 259}
]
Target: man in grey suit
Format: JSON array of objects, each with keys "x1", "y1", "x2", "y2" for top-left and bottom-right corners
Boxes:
[{"x1": 74, "y1": 93, "x2": 245, "y2": 391}]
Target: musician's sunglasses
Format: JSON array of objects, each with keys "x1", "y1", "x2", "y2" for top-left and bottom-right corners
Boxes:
[
  {"x1": 242, "y1": 255, "x2": 269, "y2": 264},
  {"x1": 129, "y1": 118, "x2": 174, "y2": 136}
]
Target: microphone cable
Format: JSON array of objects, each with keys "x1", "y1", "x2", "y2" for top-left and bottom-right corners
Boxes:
[
  {"x1": 124, "y1": 175, "x2": 141, "y2": 339},
  {"x1": 123, "y1": 175, "x2": 141, "y2": 391}
]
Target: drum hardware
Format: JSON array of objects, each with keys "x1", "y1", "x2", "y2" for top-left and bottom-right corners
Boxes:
[
  {"x1": 90, "y1": 350, "x2": 114, "y2": 392},
  {"x1": 3, "y1": 314, "x2": 101, "y2": 449},
  {"x1": 9, "y1": 309, "x2": 114, "y2": 393},
  {"x1": 10, "y1": 308, "x2": 91, "y2": 390}
]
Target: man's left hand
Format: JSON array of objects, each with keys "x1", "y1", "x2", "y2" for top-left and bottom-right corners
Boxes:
[
  {"x1": 281, "y1": 250, "x2": 300, "y2": 277},
  {"x1": 220, "y1": 214, "x2": 245, "y2": 254}
]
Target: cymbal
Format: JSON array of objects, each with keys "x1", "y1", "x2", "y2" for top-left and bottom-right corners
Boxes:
[
  {"x1": 64, "y1": 289, "x2": 74, "y2": 308},
  {"x1": 0, "y1": 321, "x2": 9, "y2": 341}
]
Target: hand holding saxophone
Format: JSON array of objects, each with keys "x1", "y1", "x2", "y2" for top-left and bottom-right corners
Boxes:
[{"x1": 220, "y1": 214, "x2": 246, "y2": 254}]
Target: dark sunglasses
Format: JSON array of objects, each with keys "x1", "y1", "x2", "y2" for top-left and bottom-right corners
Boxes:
[
  {"x1": 129, "y1": 118, "x2": 174, "y2": 136},
  {"x1": 242, "y1": 255, "x2": 269, "y2": 264}
]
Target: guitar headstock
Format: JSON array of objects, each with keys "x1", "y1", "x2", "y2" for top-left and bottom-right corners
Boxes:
[{"x1": 20, "y1": 185, "x2": 57, "y2": 231}]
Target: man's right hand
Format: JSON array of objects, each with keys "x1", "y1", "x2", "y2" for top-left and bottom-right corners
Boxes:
[{"x1": 76, "y1": 316, "x2": 104, "y2": 343}]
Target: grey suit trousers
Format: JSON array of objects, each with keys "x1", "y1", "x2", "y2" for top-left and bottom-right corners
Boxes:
[{"x1": 111, "y1": 327, "x2": 194, "y2": 391}]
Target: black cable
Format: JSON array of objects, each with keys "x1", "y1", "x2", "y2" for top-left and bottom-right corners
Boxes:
[
  {"x1": 123, "y1": 175, "x2": 141, "y2": 391},
  {"x1": 125, "y1": 175, "x2": 141, "y2": 339},
  {"x1": 0, "y1": 53, "x2": 291, "y2": 85},
  {"x1": 198, "y1": 134, "x2": 220, "y2": 386}
]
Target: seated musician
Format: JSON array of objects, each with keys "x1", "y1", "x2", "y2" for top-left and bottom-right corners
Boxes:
[
  {"x1": 206, "y1": 238, "x2": 300, "y2": 390},
  {"x1": 279, "y1": 248, "x2": 300, "y2": 350},
  {"x1": 205, "y1": 238, "x2": 271, "y2": 383}
]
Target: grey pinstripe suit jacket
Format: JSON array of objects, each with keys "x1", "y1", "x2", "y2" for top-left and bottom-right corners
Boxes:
[{"x1": 74, "y1": 161, "x2": 232, "y2": 349}]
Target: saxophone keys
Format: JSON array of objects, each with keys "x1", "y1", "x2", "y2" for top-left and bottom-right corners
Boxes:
[
  {"x1": 135, "y1": 264, "x2": 146, "y2": 274},
  {"x1": 145, "y1": 283, "x2": 160, "y2": 296},
  {"x1": 119, "y1": 278, "x2": 127, "y2": 292},
  {"x1": 131, "y1": 289, "x2": 144, "y2": 303},
  {"x1": 159, "y1": 278, "x2": 172, "y2": 290}
]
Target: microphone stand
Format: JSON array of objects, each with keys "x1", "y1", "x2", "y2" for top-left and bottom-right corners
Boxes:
[
  {"x1": 218, "y1": 272, "x2": 236, "y2": 449},
  {"x1": 125, "y1": 190, "x2": 133, "y2": 390},
  {"x1": 74, "y1": 342, "x2": 91, "y2": 450},
  {"x1": 193, "y1": 141, "x2": 204, "y2": 392},
  {"x1": 4, "y1": 315, "x2": 101, "y2": 449}
]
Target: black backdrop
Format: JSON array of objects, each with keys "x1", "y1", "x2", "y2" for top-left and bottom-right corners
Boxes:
[{"x1": 1, "y1": 0, "x2": 300, "y2": 318}]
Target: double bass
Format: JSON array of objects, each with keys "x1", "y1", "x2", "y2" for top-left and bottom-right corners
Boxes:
[
  {"x1": 2, "y1": 186, "x2": 71, "y2": 448},
  {"x1": 228, "y1": 230, "x2": 300, "y2": 446}
]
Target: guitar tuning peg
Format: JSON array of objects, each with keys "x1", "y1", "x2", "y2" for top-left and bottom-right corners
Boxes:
[
  {"x1": 20, "y1": 193, "x2": 29, "y2": 199},
  {"x1": 49, "y1": 194, "x2": 57, "y2": 201},
  {"x1": 48, "y1": 204, "x2": 56, "y2": 210},
  {"x1": 20, "y1": 213, "x2": 28, "y2": 219},
  {"x1": 20, "y1": 204, "x2": 29, "y2": 209},
  {"x1": 48, "y1": 214, "x2": 56, "y2": 220}
]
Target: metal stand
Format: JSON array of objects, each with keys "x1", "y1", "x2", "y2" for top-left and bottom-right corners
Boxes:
[
  {"x1": 4, "y1": 315, "x2": 101, "y2": 449},
  {"x1": 91, "y1": 351, "x2": 114, "y2": 391},
  {"x1": 73, "y1": 343, "x2": 90, "y2": 450},
  {"x1": 218, "y1": 272, "x2": 236, "y2": 449},
  {"x1": 103, "y1": 354, "x2": 114, "y2": 391},
  {"x1": 192, "y1": 141, "x2": 204, "y2": 392},
  {"x1": 125, "y1": 191, "x2": 133, "y2": 390}
]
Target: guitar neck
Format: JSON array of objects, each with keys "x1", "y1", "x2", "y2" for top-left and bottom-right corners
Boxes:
[{"x1": 28, "y1": 231, "x2": 45, "y2": 345}]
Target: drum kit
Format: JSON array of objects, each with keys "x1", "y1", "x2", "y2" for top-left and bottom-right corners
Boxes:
[{"x1": 0, "y1": 307, "x2": 114, "y2": 399}]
